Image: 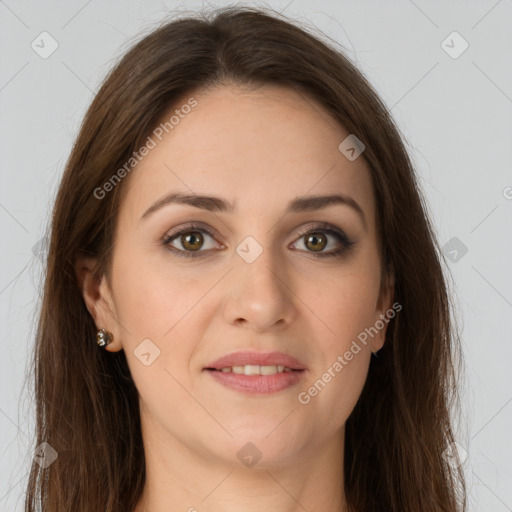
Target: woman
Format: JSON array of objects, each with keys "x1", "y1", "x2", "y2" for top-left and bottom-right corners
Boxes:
[{"x1": 25, "y1": 6, "x2": 466, "y2": 512}]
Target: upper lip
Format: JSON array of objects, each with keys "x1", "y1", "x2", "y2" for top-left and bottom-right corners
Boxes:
[{"x1": 205, "y1": 351, "x2": 307, "y2": 371}]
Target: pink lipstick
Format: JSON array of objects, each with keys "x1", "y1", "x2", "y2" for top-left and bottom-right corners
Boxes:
[{"x1": 204, "y1": 351, "x2": 306, "y2": 395}]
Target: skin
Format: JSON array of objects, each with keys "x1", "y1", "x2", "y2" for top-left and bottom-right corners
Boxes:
[{"x1": 77, "y1": 84, "x2": 394, "y2": 512}]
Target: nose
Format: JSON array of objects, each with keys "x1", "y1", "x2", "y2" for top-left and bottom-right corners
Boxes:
[{"x1": 221, "y1": 241, "x2": 298, "y2": 332}]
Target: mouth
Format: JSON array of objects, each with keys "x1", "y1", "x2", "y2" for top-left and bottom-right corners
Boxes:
[
  {"x1": 204, "y1": 350, "x2": 307, "y2": 372},
  {"x1": 204, "y1": 367, "x2": 305, "y2": 394},
  {"x1": 205, "y1": 365, "x2": 303, "y2": 375},
  {"x1": 203, "y1": 351, "x2": 307, "y2": 394}
]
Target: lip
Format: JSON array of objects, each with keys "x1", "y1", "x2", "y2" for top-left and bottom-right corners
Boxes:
[
  {"x1": 203, "y1": 350, "x2": 307, "y2": 395},
  {"x1": 204, "y1": 351, "x2": 307, "y2": 371},
  {"x1": 207, "y1": 370, "x2": 305, "y2": 394}
]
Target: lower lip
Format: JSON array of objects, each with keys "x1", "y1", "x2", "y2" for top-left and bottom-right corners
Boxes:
[{"x1": 205, "y1": 369, "x2": 305, "y2": 394}]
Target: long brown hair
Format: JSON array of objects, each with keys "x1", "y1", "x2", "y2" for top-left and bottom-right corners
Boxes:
[{"x1": 25, "y1": 6, "x2": 466, "y2": 511}]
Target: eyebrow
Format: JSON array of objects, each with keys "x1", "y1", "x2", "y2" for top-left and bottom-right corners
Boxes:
[{"x1": 140, "y1": 192, "x2": 367, "y2": 228}]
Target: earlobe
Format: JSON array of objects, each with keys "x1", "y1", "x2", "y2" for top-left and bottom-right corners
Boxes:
[{"x1": 74, "y1": 256, "x2": 122, "y2": 352}]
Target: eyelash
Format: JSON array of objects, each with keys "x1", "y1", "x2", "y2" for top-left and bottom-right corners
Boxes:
[{"x1": 162, "y1": 222, "x2": 355, "y2": 259}]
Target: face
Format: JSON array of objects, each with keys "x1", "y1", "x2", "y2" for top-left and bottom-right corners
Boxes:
[{"x1": 83, "y1": 84, "x2": 393, "y2": 470}]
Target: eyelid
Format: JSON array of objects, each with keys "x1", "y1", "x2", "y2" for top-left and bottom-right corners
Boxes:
[
  {"x1": 290, "y1": 222, "x2": 355, "y2": 257},
  {"x1": 294, "y1": 221, "x2": 346, "y2": 239}
]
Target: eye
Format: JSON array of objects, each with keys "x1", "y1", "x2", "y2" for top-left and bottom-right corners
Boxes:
[
  {"x1": 162, "y1": 222, "x2": 355, "y2": 259},
  {"x1": 291, "y1": 224, "x2": 355, "y2": 258},
  {"x1": 162, "y1": 223, "x2": 221, "y2": 258}
]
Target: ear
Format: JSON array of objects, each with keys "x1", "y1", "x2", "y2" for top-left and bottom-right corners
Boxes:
[
  {"x1": 371, "y1": 268, "x2": 396, "y2": 353},
  {"x1": 75, "y1": 256, "x2": 123, "y2": 352}
]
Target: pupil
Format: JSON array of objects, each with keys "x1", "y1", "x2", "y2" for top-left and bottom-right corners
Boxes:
[
  {"x1": 183, "y1": 232, "x2": 202, "y2": 251},
  {"x1": 306, "y1": 233, "x2": 326, "y2": 251}
]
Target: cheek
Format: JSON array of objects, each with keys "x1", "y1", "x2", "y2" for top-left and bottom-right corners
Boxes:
[
  {"x1": 111, "y1": 243, "x2": 205, "y2": 338},
  {"x1": 296, "y1": 256, "x2": 381, "y2": 424},
  {"x1": 109, "y1": 248, "x2": 207, "y2": 390},
  {"x1": 310, "y1": 258, "x2": 382, "y2": 354},
  {"x1": 111, "y1": 262, "x2": 204, "y2": 422},
  {"x1": 298, "y1": 296, "x2": 373, "y2": 433}
]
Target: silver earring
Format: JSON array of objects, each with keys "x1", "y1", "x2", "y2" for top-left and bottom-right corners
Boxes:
[{"x1": 96, "y1": 328, "x2": 113, "y2": 348}]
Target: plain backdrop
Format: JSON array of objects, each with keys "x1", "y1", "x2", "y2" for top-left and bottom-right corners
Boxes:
[{"x1": 1, "y1": 0, "x2": 511, "y2": 510}]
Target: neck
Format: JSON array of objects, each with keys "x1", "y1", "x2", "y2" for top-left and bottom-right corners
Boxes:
[{"x1": 134, "y1": 412, "x2": 349, "y2": 512}]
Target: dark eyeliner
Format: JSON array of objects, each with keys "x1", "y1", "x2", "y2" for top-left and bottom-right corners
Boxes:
[
  {"x1": 162, "y1": 222, "x2": 355, "y2": 259},
  {"x1": 162, "y1": 222, "x2": 218, "y2": 259},
  {"x1": 295, "y1": 224, "x2": 356, "y2": 259}
]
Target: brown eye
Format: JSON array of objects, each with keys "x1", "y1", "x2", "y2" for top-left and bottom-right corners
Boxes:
[
  {"x1": 163, "y1": 223, "x2": 354, "y2": 260},
  {"x1": 304, "y1": 232, "x2": 327, "y2": 252},
  {"x1": 180, "y1": 231, "x2": 204, "y2": 251},
  {"x1": 292, "y1": 225, "x2": 355, "y2": 258},
  {"x1": 163, "y1": 224, "x2": 219, "y2": 258}
]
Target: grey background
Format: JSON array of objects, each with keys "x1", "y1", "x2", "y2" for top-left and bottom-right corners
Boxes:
[{"x1": 1, "y1": 0, "x2": 511, "y2": 510}]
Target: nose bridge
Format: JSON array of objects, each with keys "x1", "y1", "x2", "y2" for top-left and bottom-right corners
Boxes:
[{"x1": 223, "y1": 233, "x2": 296, "y2": 329}]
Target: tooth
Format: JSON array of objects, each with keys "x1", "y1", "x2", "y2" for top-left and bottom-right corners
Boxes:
[
  {"x1": 221, "y1": 364, "x2": 293, "y2": 375},
  {"x1": 260, "y1": 365, "x2": 277, "y2": 375},
  {"x1": 243, "y1": 365, "x2": 261, "y2": 375}
]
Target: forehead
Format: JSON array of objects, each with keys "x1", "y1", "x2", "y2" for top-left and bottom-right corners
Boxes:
[{"x1": 119, "y1": 84, "x2": 376, "y2": 228}]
